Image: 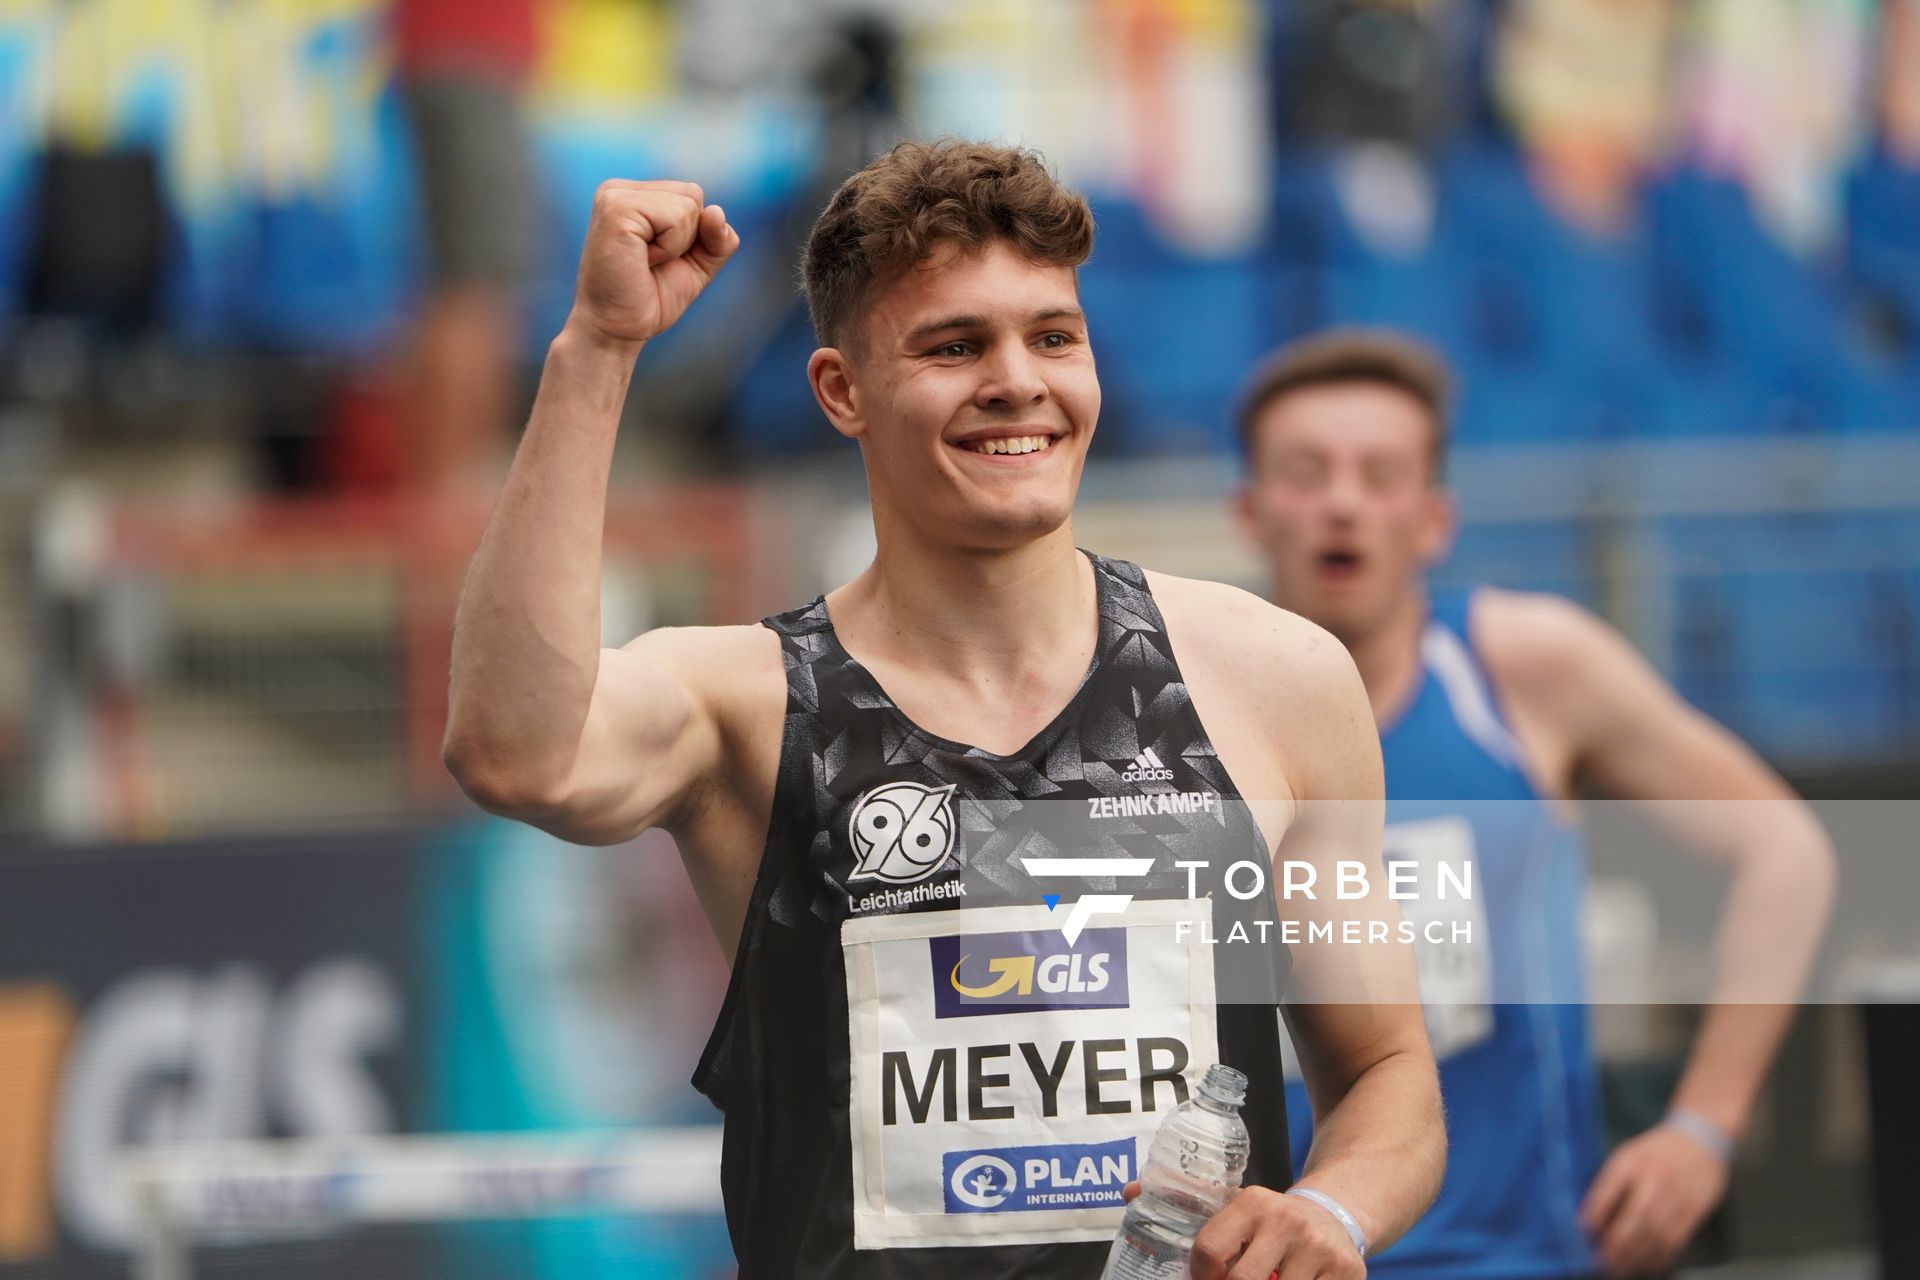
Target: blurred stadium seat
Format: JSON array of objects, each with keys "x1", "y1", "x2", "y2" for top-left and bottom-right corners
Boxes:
[{"x1": 1844, "y1": 150, "x2": 1920, "y2": 404}]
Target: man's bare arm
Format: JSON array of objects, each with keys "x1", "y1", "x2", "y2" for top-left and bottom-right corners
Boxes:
[
  {"x1": 1266, "y1": 622, "x2": 1443, "y2": 1260},
  {"x1": 443, "y1": 181, "x2": 742, "y2": 843},
  {"x1": 1484, "y1": 592, "x2": 1836, "y2": 1131},
  {"x1": 1481, "y1": 591, "x2": 1836, "y2": 1276},
  {"x1": 1159, "y1": 583, "x2": 1442, "y2": 1279}
]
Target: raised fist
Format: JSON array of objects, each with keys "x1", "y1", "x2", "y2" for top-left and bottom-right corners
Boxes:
[{"x1": 567, "y1": 179, "x2": 739, "y2": 351}]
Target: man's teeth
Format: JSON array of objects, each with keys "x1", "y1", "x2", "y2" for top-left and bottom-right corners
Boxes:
[{"x1": 963, "y1": 435, "x2": 1054, "y2": 455}]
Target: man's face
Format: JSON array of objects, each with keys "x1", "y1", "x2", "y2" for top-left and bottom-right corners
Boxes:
[
  {"x1": 1236, "y1": 382, "x2": 1453, "y2": 644},
  {"x1": 817, "y1": 239, "x2": 1098, "y2": 550}
]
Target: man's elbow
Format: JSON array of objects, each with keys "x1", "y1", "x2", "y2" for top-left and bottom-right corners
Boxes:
[
  {"x1": 1405, "y1": 1048, "x2": 1447, "y2": 1211},
  {"x1": 1369, "y1": 1040, "x2": 1448, "y2": 1213},
  {"x1": 442, "y1": 737, "x2": 573, "y2": 821},
  {"x1": 1794, "y1": 815, "x2": 1839, "y2": 921},
  {"x1": 1420, "y1": 1085, "x2": 1448, "y2": 1213},
  {"x1": 1762, "y1": 804, "x2": 1839, "y2": 916}
]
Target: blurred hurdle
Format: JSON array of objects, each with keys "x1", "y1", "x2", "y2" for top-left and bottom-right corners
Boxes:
[
  {"x1": 120, "y1": 1127, "x2": 724, "y2": 1280},
  {"x1": 25, "y1": 483, "x2": 787, "y2": 838}
]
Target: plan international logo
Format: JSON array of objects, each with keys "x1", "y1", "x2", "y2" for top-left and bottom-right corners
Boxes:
[{"x1": 942, "y1": 1139, "x2": 1135, "y2": 1214}]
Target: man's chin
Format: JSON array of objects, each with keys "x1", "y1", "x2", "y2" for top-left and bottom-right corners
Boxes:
[{"x1": 954, "y1": 499, "x2": 1075, "y2": 550}]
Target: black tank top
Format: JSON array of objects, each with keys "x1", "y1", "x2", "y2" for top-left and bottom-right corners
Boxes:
[{"x1": 694, "y1": 551, "x2": 1293, "y2": 1277}]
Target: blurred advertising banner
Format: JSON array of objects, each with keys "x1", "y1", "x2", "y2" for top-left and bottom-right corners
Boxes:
[
  {"x1": 0, "y1": 822, "x2": 734, "y2": 1279},
  {"x1": 0, "y1": 828, "x2": 422, "y2": 1271}
]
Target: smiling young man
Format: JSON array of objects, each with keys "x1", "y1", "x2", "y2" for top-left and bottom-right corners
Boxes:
[
  {"x1": 442, "y1": 143, "x2": 1443, "y2": 1276},
  {"x1": 1233, "y1": 329, "x2": 1836, "y2": 1280}
]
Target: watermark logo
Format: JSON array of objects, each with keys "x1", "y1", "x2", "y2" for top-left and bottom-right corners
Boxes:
[{"x1": 1020, "y1": 858, "x2": 1152, "y2": 943}]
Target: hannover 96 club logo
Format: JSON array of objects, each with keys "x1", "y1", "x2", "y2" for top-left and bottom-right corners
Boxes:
[{"x1": 847, "y1": 781, "x2": 958, "y2": 884}]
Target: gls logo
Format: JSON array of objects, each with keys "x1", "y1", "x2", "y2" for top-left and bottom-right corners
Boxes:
[
  {"x1": 929, "y1": 929, "x2": 1130, "y2": 1018},
  {"x1": 848, "y1": 781, "x2": 957, "y2": 884},
  {"x1": 949, "y1": 950, "x2": 1111, "y2": 999}
]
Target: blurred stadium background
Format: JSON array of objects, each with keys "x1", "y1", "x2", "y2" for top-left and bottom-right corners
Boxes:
[{"x1": 0, "y1": 0, "x2": 1916, "y2": 1276}]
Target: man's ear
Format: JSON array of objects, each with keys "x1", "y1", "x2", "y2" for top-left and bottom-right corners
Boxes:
[
  {"x1": 1420, "y1": 484, "x2": 1458, "y2": 567},
  {"x1": 808, "y1": 347, "x2": 863, "y2": 440},
  {"x1": 1229, "y1": 480, "x2": 1260, "y2": 548}
]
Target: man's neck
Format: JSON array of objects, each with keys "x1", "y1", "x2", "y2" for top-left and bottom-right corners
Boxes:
[
  {"x1": 1303, "y1": 585, "x2": 1430, "y2": 727},
  {"x1": 830, "y1": 522, "x2": 1096, "y2": 688}
]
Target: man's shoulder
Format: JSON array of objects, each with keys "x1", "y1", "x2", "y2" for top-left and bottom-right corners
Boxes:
[
  {"x1": 1143, "y1": 570, "x2": 1358, "y2": 699},
  {"x1": 1471, "y1": 586, "x2": 1623, "y2": 694},
  {"x1": 620, "y1": 620, "x2": 783, "y2": 661},
  {"x1": 619, "y1": 622, "x2": 785, "y2": 712},
  {"x1": 1144, "y1": 570, "x2": 1377, "y2": 809}
]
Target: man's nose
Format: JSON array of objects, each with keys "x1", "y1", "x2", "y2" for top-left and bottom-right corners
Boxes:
[
  {"x1": 1323, "y1": 467, "x2": 1366, "y2": 516},
  {"x1": 974, "y1": 343, "x2": 1048, "y2": 410}
]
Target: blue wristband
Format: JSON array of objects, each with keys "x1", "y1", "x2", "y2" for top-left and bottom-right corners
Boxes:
[
  {"x1": 1285, "y1": 1186, "x2": 1368, "y2": 1259},
  {"x1": 1662, "y1": 1108, "x2": 1735, "y2": 1162}
]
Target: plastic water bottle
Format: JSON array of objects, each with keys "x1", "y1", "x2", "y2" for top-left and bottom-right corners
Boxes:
[{"x1": 1100, "y1": 1063, "x2": 1252, "y2": 1280}]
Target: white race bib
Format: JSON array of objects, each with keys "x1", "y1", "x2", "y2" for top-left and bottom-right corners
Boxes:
[
  {"x1": 1383, "y1": 816, "x2": 1493, "y2": 1060},
  {"x1": 842, "y1": 898, "x2": 1218, "y2": 1250}
]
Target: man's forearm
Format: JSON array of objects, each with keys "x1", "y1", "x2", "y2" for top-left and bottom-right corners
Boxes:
[
  {"x1": 1672, "y1": 821, "x2": 1836, "y2": 1139},
  {"x1": 1669, "y1": 1005, "x2": 1795, "y2": 1143},
  {"x1": 1294, "y1": 1045, "x2": 1446, "y2": 1255},
  {"x1": 443, "y1": 323, "x2": 643, "y2": 796}
]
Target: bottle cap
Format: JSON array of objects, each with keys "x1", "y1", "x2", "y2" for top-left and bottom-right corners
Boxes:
[{"x1": 1199, "y1": 1063, "x2": 1248, "y2": 1107}]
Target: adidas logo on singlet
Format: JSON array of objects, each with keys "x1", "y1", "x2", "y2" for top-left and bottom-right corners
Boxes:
[{"x1": 1119, "y1": 747, "x2": 1175, "y2": 785}]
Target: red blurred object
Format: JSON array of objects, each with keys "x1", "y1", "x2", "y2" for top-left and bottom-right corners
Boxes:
[
  {"x1": 323, "y1": 368, "x2": 410, "y2": 496},
  {"x1": 391, "y1": 0, "x2": 536, "y2": 79}
]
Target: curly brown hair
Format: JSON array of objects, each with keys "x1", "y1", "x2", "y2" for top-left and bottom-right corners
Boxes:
[{"x1": 801, "y1": 139, "x2": 1095, "y2": 352}]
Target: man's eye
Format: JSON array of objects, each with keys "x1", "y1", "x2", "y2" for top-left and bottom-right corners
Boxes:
[
  {"x1": 931, "y1": 342, "x2": 971, "y2": 358},
  {"x1": 1037, "y1": 332, "x2": 1072, "y2": 349}
]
